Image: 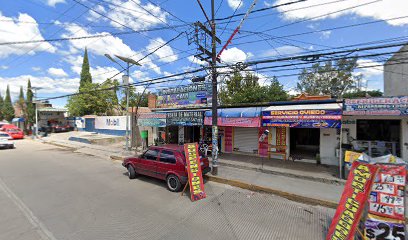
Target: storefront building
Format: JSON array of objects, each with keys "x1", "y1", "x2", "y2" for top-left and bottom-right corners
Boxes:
[
  {"x1": 204, "y1": 107, "x2": 265, "y2": 155},
  {"x1": 261, "y1": 102, "x2": 343, "y2": 165},
  {"x1": 162, "y1": 110, "x2": 206, "y2": 145},
  {"x1": 342, "y1": 96, "x2": 408, "y2": 159},
  {"x1": 137, "y1": 113, "x2": 167, "y2": 146}
]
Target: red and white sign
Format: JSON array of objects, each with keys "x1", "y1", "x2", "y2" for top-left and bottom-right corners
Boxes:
[{"x1": 326, "y1": 162, "x2": 379, "y2": 240}]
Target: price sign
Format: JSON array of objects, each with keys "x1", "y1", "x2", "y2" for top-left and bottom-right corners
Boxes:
[
  {"x1": 370, "y1": 192, "x2": 404, "y2": 206},
  {"x1": 369, "y1": 203, "x2": 404, "y2": 220},
  {"x1": 365, "y1": 216, "x2": 405, "y2": 240},
  {"x1": 380, "y1": 174, "x2": 406, "y2": 186},
  {"x1": 372, "y1": 183, "x2": 396, "y2": 195}
]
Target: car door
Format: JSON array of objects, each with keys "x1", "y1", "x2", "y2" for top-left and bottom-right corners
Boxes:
[
  {"x1": 156, "y1": 150, "x2": 178, "y2": 180},
  {"x1": 138, "y1": 148, "x2": 159, "y2": 177}
]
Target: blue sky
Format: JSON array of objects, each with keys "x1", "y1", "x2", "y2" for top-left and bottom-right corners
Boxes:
[{"x1": 0, "y1": 0, "x2": 408, "y2": 107}]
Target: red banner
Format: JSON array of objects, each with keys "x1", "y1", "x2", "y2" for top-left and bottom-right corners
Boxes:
[
  {"x1": 326, "y1": 162, "x2": 379, "y2": 240},
  {"x1": 184, "y1": 143, "x2": 206, "y2": 202}
]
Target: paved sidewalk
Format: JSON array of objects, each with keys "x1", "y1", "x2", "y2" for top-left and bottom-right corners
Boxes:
[
  {"x1": 217, "y1": 153, "x2": 345, "y2": 185},
  {"x1": 207, "y1": 166, "x2": 343, "y2": 208}
]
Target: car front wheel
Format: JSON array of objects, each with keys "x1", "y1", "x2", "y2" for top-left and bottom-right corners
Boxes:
[
  {"x1": 127, "y1": 165, "x2": 137, "y2": 179},
  {"x1": 166, "y1": 174, "x2": 181, "y2": 192}
]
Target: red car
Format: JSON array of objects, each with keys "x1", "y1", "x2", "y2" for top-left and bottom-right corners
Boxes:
[
  {"x1": 5, "y1": 128, "x2": 24, "y2": 139},
  {"x1": 122, "y1": 144, "x2": 211, "y2": 192}
]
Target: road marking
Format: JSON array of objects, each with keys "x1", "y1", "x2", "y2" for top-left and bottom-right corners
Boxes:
[{"x1": 0, "y1": 177, "x2": 57, "y2": 240}]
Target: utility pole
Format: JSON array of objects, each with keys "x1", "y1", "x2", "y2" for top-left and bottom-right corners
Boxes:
[
  {"x1": 210, "y1": 0, "x2": 218, "y2": 175},
  {"x1": 125, "y1": 62, "x2": 130, "y2": 151}
]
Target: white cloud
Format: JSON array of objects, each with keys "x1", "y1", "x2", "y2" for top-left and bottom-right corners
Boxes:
[
  {"x1": 0, "y1": 66, "x2": 8, "y2": 70},
  {"x1": 357, "y1": 59, "x2": 384, "y2": 77},
  {"x1": 0, "y1": 13, "x2": 56, "y2": 59},
  {"x1": 275, "y1": 0, "x2": 408, "y2": 26},
  {"x1": 260, "y1": 45, "x2": 303, "y2": 58},
  {"x1": 320, "y1": 30, "x2": 331, "y2": 39},
  {"x1": 48, "y1": 67, "x2": 68, "y2": 77},
  {"x1": 47, "y1": 0, "x2": 66, "y2": 7},
  {"x1": 62, "y1": 24, "x2": 161, "y2": 74},
  {"x1": 219, "y1": 47, "x2": 248, "y2": 63},
  {"x1": 227, "y1": 0, "x2": 244, "y2": 9},
  {"x1": 102, "y1": 0, "x2": 168, "y2": 31},
  {"x1": 0, "y1": 75, "x2": 79, "y2": 97},
  {"x1": 146, "y1": 38, "x2": 178, "y2": 63},
  {"x1": 264, "y1": 1, "x2": 273, "y2": 7},
  {"x1": 32, "y1": 67, "x2": 41, "y2": 71},
  {"x1": 187, "y1": 56, "x2": 207, "y2": 66}
]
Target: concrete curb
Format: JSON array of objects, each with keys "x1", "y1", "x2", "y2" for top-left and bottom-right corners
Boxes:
[
  {"x1": 110, "y1": 155, "x2": 125, "y2": 161},
  {"x1": 219, "y1": 161, "x2": 346, "y2": 186},
  {"x1": 205, "y1": 175, "x2": 338, "y2": 209},
  {"x1": 40, "y1": 140, "x2": 77, "y2": 151}
]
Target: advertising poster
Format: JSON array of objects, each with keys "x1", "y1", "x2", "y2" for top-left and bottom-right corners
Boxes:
[
  {"x1": 262, "y1": 109, "x2": 342, "y2": 128},
  {"x1": 367, "y1": 165, "x2": 406, "y2": 221},
  {"x1": 326, "y1": 162, "x2": 379, "y2": 240},
  {"x1": 184, "y1": 143, "x2": 206, "y2": 202},
  {"x1": 343, "y1": 97, "x2": 408, "y2": 116},
  {"x1": 276, "y1": 127, "x2": 286, "y2": 147},
  {"x1": 157, "y1": 83, "x2": 212, "y2": 108},
  {"x1": 364, "y1": 215, "x2": 405, "y2": 240}
]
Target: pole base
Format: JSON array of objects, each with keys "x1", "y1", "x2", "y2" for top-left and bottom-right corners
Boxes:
[{"x1": 211, "y1": 165, "x2": 218, "y2": 175}]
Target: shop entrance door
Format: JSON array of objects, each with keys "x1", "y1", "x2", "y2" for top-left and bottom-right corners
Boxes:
[
  {"x1": 290, "y1": 128, "x2": 320, "y2": 160},
  {"x1": 184, "y1": 126, "x2": 201, "y2": 143},
  {"x1": 356, "y1": 120, "x2": 401, "y2": 157},
  {"x1": 167, "y1": 126, "x2": 178, "y2": 144}
]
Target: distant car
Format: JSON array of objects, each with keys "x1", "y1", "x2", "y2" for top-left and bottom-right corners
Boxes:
[
  {"x1": 0, "y1": 124, "x2": 18, "y2": 131},
  {"x1": 122, "y1": 144, "x2": 211, "y2": 192},
  {"x1": 0, "y1": 132, "x2": 15, "y2": 149},
  {"x1": 50, "y1": 124, "x2": 71, "y2": 133},
  {"x1": 5, "y1": 128, "x2": 24, "y2": 139}
]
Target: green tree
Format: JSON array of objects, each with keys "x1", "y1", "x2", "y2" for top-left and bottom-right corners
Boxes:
[
  {"x1": 67, "y1": 80, "x2": 119, "y2": 116},
  {"x1": 296, "y1": 57, "x2": 361, "y2": 97},
  {"x1": 79, "y1": 48, "x2": 92, "y2": 91},
  {"x1": 26, "y1": 79, "x2": 35, "y2": 127},
  {"x1": 343, "y1": 90, "x2": 383, "y2": 98},
  {"x1": 219, "y1": 70, "x2": 288, "y2": 104},
  {"x1": 0, "y1": 92, "x2": 4, "y2": 121},
  {"x1": 3, "y1": 85, "x2": 15, "y2": 122},
  {"x1": 120, "y1": 87, "x2": 149, "y2": 113},
  {"x1": 18, "y1": 86, "x2": 25, "y2": 117}
]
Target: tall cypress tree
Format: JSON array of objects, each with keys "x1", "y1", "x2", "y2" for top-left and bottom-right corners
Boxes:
[
  {"x1": 18, "y1": 86, "x2": 25, "y2": 117},
  {"x1": 26, "y1": 79, "x2": 35, "y2": 126},
  {"x1": 0, "y1": 92, "x2": 4, "y2": 121},
  {"x1": 79, "y1": 48, "x2": 92, "y2": 91},
  {"x1": 3, "y1": 85, "x2": 15, "y2": 122}
]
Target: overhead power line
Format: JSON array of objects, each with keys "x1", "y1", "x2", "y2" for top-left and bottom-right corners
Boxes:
[{"x1": 214, "y1": 0, "x2": 307, "y2": 21}]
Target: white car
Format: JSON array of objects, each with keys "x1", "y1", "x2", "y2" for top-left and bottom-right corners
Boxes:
[{"x1": 0, "y1": 132, "x2": 15, "y2": 149}]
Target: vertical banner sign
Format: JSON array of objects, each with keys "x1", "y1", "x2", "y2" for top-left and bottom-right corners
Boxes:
[
  {"x1": 326, "y1": 162, "x2": 379, "y2": 240},
  {"x1": 276, "y1": 127, "x2": 286, "y2": 146},
  {"x1": 184, "y1": 143, "x2": 206, "y2": 202}
]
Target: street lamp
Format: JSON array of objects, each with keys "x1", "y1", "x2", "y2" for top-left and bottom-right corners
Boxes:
[
  {"x1": 105, "y1": 54, "x2": 141, "y2": 151},
  {"x1": 29, "y1": 87, "x2": 43, "y2": 138}
]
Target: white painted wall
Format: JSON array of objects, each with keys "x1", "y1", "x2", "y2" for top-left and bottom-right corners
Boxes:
[
  {"x1": 94, "y1": 116, "x2": 130, "y2": 130},
  {"x1": 320, "y1": 128, "x2": 339, "y2": 166}
]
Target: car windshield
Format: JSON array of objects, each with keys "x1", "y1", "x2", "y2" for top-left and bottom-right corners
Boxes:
[{"x1": 0, "y1": 133, "x2": 9, "y2": 137}]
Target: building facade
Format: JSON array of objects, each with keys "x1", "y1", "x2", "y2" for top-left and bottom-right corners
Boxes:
[{"x1": 384, "y1": 44, "x2": 408, "y2": 96}]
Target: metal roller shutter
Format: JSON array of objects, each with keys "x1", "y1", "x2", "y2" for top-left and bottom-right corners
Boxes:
[{"x1": 233, "y1": 127, "x2": 259, "y2": 153}]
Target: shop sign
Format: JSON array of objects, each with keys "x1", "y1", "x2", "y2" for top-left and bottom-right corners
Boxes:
[
  {"x1": 326, "y1": 162, "x2": 379, "y2": 240},
  {"x1": 167, "y1": 111, "x2": 204, "y2": 126},
  {"x1": 157, "y1": 83, "x2": 212, "y2": 108},
  {"x1": 184, "y1": 143, "x2": 206, "y2": 202},
  {"x1": 364, "y1": 215, "x2": 405, "y2": 240},
  {"x1": 343, "y1": 96, "x2": 408, "y2": 116},
  {"x1": 204, "y1": 117, "x2": 260, "y2": 127},
  {"x1": 95, "y1": 116, "x2": 128, "y2": 130},
  {"x1": 137, "y1": 113, "x2": 166, "y2": 127},
  {"x1": 262, "y1": 109, "x2": 342, "y2": 128}
]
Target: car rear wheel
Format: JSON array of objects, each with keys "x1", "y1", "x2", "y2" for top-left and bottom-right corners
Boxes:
[
  {"x1": 166, "y1": 174, "x2": 181, "y2": 192},
  {"x1": 127, "y1": 165, "x2": 137, "y2": 179}
]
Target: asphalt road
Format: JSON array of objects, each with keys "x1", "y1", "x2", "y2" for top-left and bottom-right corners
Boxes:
[{"x1": 0, "y1": 140, "x2": 334, "y2": 240}]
